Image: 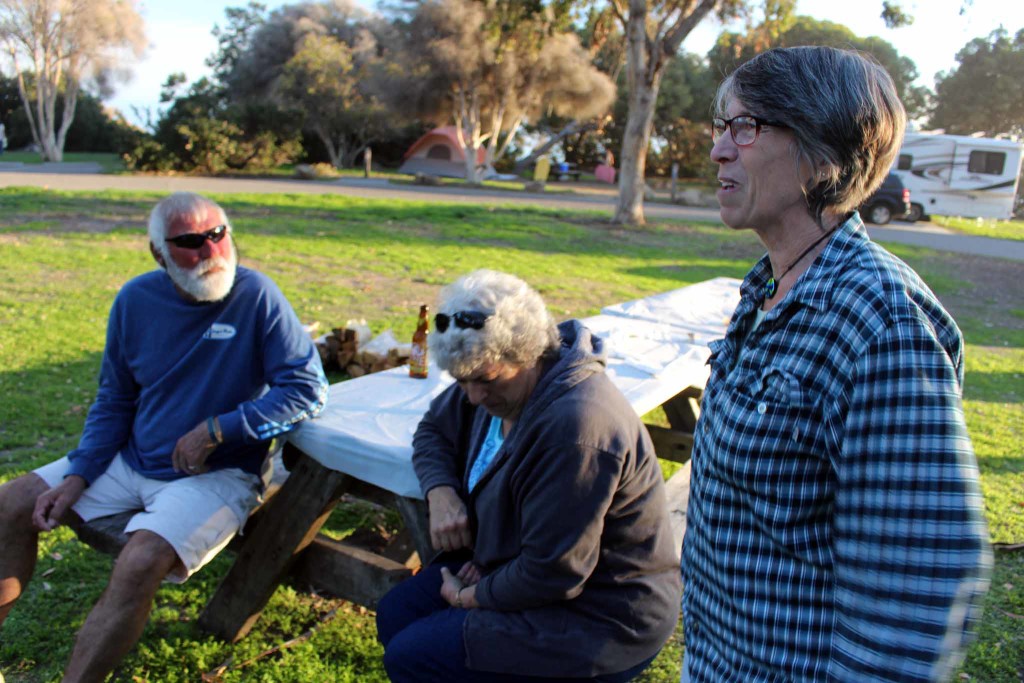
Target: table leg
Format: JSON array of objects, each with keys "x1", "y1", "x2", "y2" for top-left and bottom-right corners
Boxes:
[
  {"x1": 198, "y1": 449, "x2": 352, "y2": 642},
  {"x1": 662, "y1": 385, "x2": 702, "y2": 434}
]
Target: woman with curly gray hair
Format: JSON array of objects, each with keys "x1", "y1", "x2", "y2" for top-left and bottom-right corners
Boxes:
[
  {"x1": 376, "y1": 269, "x2": 682, "y2": 683},
  {"x1": 682, "y1": 46, "x2": 990, "y2": 682}
]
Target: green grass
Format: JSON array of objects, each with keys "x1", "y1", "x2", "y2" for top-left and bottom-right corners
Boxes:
[
  {"x1": 0, "y1": 151, "x2": 123, "y2": 173},
  {"x1": 933, "y1": 214, "x2": 1024, "y2": 241},
  {"x1": 0, "y1": 187, "x2": 1021, "y2": 681}
]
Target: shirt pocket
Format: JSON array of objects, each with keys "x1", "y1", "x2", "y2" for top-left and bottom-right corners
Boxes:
[{"x1": 704, "y1": 367, "x2": 833, "y2": 553}]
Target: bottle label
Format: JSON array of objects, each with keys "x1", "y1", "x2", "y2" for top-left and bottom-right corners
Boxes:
[{"x1": 409, "y1": 344, "x2": 428, "y2": 376}]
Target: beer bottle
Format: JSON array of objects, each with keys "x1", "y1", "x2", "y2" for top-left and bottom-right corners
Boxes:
[{"x1": 409, "y1": 304, "x2": 429, "y2": 379}]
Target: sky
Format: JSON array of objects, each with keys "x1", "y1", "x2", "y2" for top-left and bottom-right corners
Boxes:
[{"x1": 107, "y1": 0, "x2": 1024, "y2": 127}]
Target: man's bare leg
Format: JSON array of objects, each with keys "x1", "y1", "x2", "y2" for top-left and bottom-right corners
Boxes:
[
  {"x1": 62, "y1": 530, "x2": 180, "y2": 683},
  {"x1": 0, "y1": 474, "x2": 50, "y2": 625}
]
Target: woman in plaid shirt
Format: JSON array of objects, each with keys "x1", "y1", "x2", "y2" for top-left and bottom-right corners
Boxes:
[{"x1": 681, "y1": 46, "x2": 991, "y2": 682}]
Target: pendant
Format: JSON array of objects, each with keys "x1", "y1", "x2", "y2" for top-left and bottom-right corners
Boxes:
[{"x1": 764, "y1": 277, "x2": 777, "y2": 299}]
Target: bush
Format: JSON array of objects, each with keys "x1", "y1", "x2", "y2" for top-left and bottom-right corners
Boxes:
[
  {"x1": 121, "y1": 136, "x2": 177, "y2": 173},
  {"x1": 123, "y1": 115, "x2": 301, "y2": 174}
]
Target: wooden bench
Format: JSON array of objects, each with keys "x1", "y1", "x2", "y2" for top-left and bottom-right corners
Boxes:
[{"x1": 73, "y1": 457, "x2": 417, "y2": 613}]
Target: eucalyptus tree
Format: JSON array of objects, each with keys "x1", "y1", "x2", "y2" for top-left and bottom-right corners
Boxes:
[
  {"x1": 224, "y1": 0, "x2": 395, "y2": 168},
  {"x1": 0, "y1": 0, "x2": 145, "y2": 161},
  {"x1": 392, "y1": 0, "x2": 615, "y2": 183},
  {"x1": 607, "y1": 0, "x2": 915, "y2": 225}
]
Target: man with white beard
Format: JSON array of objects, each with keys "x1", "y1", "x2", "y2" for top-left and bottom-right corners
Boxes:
[{"x1": 0, "y1": 192, "x2": 328, "y2": 682}]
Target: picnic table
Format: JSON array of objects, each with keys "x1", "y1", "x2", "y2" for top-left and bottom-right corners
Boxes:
[
  {"x1": 551, "y1": 162, "x2": 582, "y2": 181},
  {"x1": 198, "y1": 277, "x2": 742, "y2": 642}
]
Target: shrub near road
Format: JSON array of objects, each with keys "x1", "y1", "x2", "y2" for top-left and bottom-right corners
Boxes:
[{"x1": 0, "y1": 188, "x2": 1020, "y2": 682}]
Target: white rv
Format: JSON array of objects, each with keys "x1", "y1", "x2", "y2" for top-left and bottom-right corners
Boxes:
[{"x1": 893, "y1": 133, "x2": 1023, "y2": 221}]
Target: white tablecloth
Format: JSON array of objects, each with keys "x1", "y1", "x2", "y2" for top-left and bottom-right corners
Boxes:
[{"x1": 288, "y1": 277, "x2": 742, "y2": 498}]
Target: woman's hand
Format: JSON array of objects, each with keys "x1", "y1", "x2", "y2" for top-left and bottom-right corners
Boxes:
[
  {"x1": 457, "y1": 561, "x2": 482, "y2": 586},
  {"x1": 440, "y1": 566, "x2": 477, "y2": 609},
  {"x1": 427, "y1": 486, "x2": 472, "y2": 552}
]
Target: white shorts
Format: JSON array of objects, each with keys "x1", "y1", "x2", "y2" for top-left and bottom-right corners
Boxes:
[{"x1": 34, "y1": 454, "x2": 261, "y2": 582}]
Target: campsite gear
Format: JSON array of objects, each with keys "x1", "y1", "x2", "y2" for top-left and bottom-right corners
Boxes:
[{"x1": 533, "y1": 156, "x2": 550, "y2": 183}]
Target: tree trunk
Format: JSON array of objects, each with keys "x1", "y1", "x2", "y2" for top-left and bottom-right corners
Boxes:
[
  {"x1": 10, "y1": 57, "x2": 44, "y2": 156},
  {"x1": 613, "y1": 78, "x2": 660, "y2": 225},
  {"x1": 612, "y1": 0, "x2": 719, "y2": 226},
  {"x1": 613, "y1": 1, "x2": 662, "y2": 226},
  {"x1": 341, "y1": 142, "x2": 368, "y2": 169},
  {"x1": 54, "y1": 79, "x2": 80, "y2": 162},
  {"x1": 453, "y1": 89, "x2": 485, "y2": 185},
  {"x1": 314, "y1": 125, "x2": 341, "y2": 168}
]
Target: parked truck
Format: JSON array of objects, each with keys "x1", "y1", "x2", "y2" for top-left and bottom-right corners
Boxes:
[{"x1": 893, "y1": 133, "x2": 1023, "y2": 221}]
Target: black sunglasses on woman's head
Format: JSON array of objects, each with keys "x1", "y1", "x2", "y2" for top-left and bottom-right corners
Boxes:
[
  {"x1": 165, "y1": 224, "x2": 229, "y2": 249},
  {"x1": 435, "y1": 311, "x2": 490, "y2": 333}
]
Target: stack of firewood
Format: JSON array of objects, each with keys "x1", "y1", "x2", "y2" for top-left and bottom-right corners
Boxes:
[{"x1": 315, "y1": 327, "x2": 411, "y2": 378}]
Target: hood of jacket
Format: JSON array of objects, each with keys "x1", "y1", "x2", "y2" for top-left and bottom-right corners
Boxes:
[{"x1": 502, "y1": 319, "x2": 606, "y2": 455}]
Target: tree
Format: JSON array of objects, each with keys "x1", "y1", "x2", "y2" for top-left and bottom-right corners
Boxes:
[
  {"x1": 0, "y1": 72, "x2": 134, "y2": 151},
  {"x1": 279, "y1": 33, "x2": 389, "y2": 168},
  {"x1": 931, "y1": 27, "x2": 1024, "y2": 139},
  {"x1": 394, "y1": 0, "x2": 615, "y2": 183},
  {"x1": 608, "y1": 0, "x2": 918, "y2": 225},
  {"x1": 0, "y1": 0, "x2": 145, "y2": 161},
  {"x1": 609, "y1": 0, "x2": 745, "y2": 224},
  {"x1": 708, "y1": 15, "x2": 929, "y2": 120},
  {"x1": 602, "y1": 51, "x2": 716, "y2": 178},
  {"x1": 123, "y1": 74, "x2": 302, "y2": 174},
  {"x1": 208, "y1": 1, "x2": 268, "y2": 86},
  {"x1": 223, "y1": 0, "x2": 397, "y2": 168}
]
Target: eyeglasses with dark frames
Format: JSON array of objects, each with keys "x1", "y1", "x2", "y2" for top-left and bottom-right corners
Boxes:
[
  {"x1": 435, "y1": 310, "x2": 490, "y2": 333},
  {"x1": 712, "y1": 115, "x2": 786, "y2": 146},
  {"x1": 165, "y1": 224, "x2": 229, "y2": 250}
]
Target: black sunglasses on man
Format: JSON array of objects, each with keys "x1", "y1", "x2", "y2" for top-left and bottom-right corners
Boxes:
[{"x1": 165, "y1": 224, "x2": 229, "y2": 250}]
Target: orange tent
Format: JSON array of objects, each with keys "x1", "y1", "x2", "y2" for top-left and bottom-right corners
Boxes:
[{"x1": 398, "y1": 126, "x2": 491, "y2": 178}]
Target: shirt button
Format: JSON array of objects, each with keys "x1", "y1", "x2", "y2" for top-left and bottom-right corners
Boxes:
[{"x1": 757, "y1": 402, "x2": 767, "y2": 414}]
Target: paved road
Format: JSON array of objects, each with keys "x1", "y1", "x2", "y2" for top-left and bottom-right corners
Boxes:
[{"x1": 3, "y1": 170, "x2": 1022, "y2": 261}]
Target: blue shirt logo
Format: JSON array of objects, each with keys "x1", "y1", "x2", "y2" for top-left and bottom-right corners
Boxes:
[{"x1": 203, "y1": 323, "x2": 237, "y2": 340}]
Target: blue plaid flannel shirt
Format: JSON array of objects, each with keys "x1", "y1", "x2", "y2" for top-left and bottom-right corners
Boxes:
[{"x1": 682, "y1": 214, "x2": 991, "y2": 682}]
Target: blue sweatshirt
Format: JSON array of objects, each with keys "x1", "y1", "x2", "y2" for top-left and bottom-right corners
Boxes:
[{"x1": 66, "y1": 266, "x2": 328, "y2": 484}]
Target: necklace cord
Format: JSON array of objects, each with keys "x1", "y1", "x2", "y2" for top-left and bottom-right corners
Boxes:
[{"x1": 764, "y1": 228, "x2": 836, "y2": 299}]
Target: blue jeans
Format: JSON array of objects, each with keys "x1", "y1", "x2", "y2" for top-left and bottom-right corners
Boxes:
[{"x1": 376, "y1": 562, "x2": 656, "y2": 683}]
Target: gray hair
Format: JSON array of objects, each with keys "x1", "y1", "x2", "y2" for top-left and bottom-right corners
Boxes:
[
  {"x1": 715, "y1": 46, "x2": 906, "y2": 225},
  {"x1": 147, "y1": 192, "x2": 231, "y2": 251},
  {"x1": 429, "y1": 270, "x2": 560, "y2": 378}
]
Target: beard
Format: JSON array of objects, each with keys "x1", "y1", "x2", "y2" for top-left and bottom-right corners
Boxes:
[{"x1": 162, "y1": 241, "x2": 238, "y2": 303}]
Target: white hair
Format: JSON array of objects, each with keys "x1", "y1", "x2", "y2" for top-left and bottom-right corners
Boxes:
[
  {"x1": 149, "y1": 192, "x2": 237, "y2": 302},
  {"x1": 148, "y1": 192, "x2": 230, "y2": 252},
  {"x1": 429, "y1": 270, "x2": 560, "y2": 378}
]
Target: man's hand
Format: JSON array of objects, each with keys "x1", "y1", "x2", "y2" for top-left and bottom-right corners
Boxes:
[
  {"x1": 427, "y1": 486, "x2": 472, "y2": 552},
  {"x1": 32, "y1": 475, "x2": 86, "y2": 532},
  {"x1": 171, "y1": 421, "x2": 217, "y2": 475}
]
